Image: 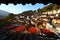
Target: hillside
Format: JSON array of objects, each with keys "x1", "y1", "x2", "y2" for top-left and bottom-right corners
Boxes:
[
  {"x1": 0, "y1": 10, "x2": 10, "y2": 18},
  {"x1": 37, "y1": 4, "x2": 60, "y2": 12}
]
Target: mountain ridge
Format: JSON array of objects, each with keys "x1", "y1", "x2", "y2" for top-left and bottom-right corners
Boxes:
[{"x1": 0, "y1": 10, "x2": 10, "y2": 18}]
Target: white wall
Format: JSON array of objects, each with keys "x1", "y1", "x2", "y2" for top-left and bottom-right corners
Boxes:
[{"x1": 57, "y1": 9, "x2": 60, "y2": 13}]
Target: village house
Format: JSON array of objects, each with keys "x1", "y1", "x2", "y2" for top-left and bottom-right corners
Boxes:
[
  {"x1": 43, "y1": 12, "x2": 48, "y2": 15},
  {"x1": 57, "y1": 9, "x2": 60, "y2": 13},
  {"x1": 52, "y1": 17, "x2": 60, "y2": 27},
  {"x1": 19, "y1": 15, "x2": 25, "y2": 18},
  {"x1": 39, "y1": 14, "x2": 47, "y2": 18},
  {"x1": 40, "y1": 17, "x2": 48, "y2": 22},
  {"x1": 47, "y1": 11, "x2": 52, "y2": 15},
  {"x1": 43, "y1": 9, "x2": 60, "y2": 16},
  {"x1": 52, "y1": 18, "x2": 60, "y2": 24}
]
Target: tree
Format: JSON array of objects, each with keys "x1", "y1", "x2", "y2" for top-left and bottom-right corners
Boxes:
[
  {"x1": 37, "y1": 8, "x2": 41, "y2": 12},
  {"x1": 52, "y1": 4, "x2": 57, "y2": 10},
  {"x1": 21, "y1": 10, "x2": 33, "y2": 16},
  {"x1": 8, "y1": 13, "x2": 14, "y2": 18}
]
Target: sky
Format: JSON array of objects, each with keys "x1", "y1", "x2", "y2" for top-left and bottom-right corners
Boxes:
[{"x1": 0, "y1": 3, "x2": 47, "y2": 14}]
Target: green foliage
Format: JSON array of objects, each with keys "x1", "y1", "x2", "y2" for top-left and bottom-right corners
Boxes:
[
  {"x1": 52, "y1": 4, "x2": 57, "y2": 10},
  {"x1": 8, "y1": 13, "x2": 14, "y2": 18},
  {"x1": 34, "y1": 10, "x2": 36, "y2": 12}
]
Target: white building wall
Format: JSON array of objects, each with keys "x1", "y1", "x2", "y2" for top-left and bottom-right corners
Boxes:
[
  {"x1": 48, "y1": 11, "x2": 52, "y2": 15},
  {"x1": 53, "y1": 10, "x2": 57, "y2": 14},
  {"x1": 43, "y1": 12, "x2": 47, "y2": 14},
  {"x1": 57, "y1": 9, "x2": 60, "y2": 13}
]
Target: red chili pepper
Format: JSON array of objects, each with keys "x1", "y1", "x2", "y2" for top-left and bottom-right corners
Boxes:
[
  {"x1": 14, "y1": 26, "x2": 25, "y2": 32},
  {"x1": 28, "y1": 27, "x2": 37, "y2": 34},
  {"x1": 41, "y1": 28, "x2": 55, "y2": 36}
]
